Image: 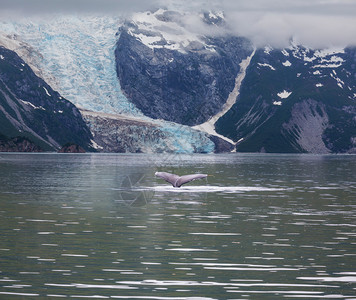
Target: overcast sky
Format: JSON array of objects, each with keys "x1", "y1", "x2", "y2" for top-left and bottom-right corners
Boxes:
[{"x1": 1, "y1": 0, "x2": 355, "y2": 48}]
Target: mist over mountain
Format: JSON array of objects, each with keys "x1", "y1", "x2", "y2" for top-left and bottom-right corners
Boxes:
[
  {"x1": 0, "y1": 6, "x2": 355, "y2": 153},
  {"x1": 115, "y1": 10, "x2": 253, "y2": 125},
  {"x1": 2, "y1": 0, "x2": 355, "y2": 48}
]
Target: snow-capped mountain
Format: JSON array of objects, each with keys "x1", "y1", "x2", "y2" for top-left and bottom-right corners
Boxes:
[
  {"x1": 116, "y1": 9, "x2": 253, "y2": 125},
  {"x1": 0, "y1": 9, "x2": 355, "y2": 153},
  {"x1": 0, "y1": 13, "x2": 219, "y2": 153},
  {"x1": 124, "y1": 9, "x2": 225, "y2": 53},
  {"x1": 215, "y1": 44, "x2": 356, "y2": 153},
  {"x1": 115, "y1": 9, "x2": 355, "y2": 153}
]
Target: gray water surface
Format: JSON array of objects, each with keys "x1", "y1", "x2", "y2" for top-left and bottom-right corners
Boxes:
[{"x1": 0, "y1": 153, "x2": 355, "y2": 299}]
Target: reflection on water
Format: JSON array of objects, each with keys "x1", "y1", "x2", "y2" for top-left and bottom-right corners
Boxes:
[{"x1": 0, "y1": 153, "x2": 355, "y2": 299}]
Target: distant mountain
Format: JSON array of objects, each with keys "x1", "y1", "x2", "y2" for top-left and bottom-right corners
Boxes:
[
  {"x1": 215, "y1": 45, "x2": 356, "y2": 153},
  {"x1": 0, "y1": 46, "x2": 94, "y2": 151},
  {"x1": 0, "y1": 10, "x2": 355, "y2": 154}
]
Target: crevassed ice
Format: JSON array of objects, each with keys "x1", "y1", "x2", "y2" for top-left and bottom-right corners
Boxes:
[
  {"x1": 1, "y1": 15, "x2": 141, "y2": 116},
  {"x1": 0, "y1": 14, "x2": 217, "y2": 153}
]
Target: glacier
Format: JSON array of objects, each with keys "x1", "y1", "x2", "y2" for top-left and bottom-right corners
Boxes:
[
  {"x1": 0, "y1": 13, "x2": 217, "y2": 153},
  {"x1": 0, "y1": 15, "x2": 140, "y2": 115}
]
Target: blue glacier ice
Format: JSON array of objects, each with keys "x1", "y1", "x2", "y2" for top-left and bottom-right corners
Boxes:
[
  {"x1": 1, "y1": 15, "x2": 141, "y2": 115},
  {"x1": 0, "y1": 14, "x2": 217, "y2": 153}
]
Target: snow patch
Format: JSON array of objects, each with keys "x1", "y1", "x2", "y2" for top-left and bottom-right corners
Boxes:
[
  {"x1": 277, "y1": 90, "x2": 292, "y2": 99},
  {"x1": 43, "y1": 87, "x2": 51, "y2": 97},
  {"x1": 281, "y1": 49, "x2": 289, "y2": 57},
  {"x1": 258, "y1": 63, "x2": 275, "y2": 71},
  {"x1": 282, "y1": 60, "x2": 291, "y2": 67},
  {"x1": 264, "y1": 45, "x2": 273, "y2": 55},
  {"x1": 316, "y1": 83, "x2": 323, "y2": 87},
  {"x1": 314, "y1": 48, "x2": 345, "y2": 57},
  {"x1": 90, "y1": 139, "x2": 103, "y2": 150},
  {"x1": 311, "y1": 55, "x2": 344, "y2": 69},
  {"x1": 330, "y1": 71, "x2": 345, "y2": 88},
  {"x1": 20, "y1": 100, "x2": 45, "y2": 110},
  {"x1": 129, "y1": 9, "x2": 215, "y2": 54},
  {"x1": 290, "y1": 44, "x2": 345, "y2": 69},
  {"x1": 312, "y1": 63, "x2": 343, "y2": 68},
  {"x1": 273, "y1": 101, "x2": 282, "y2": 106}
]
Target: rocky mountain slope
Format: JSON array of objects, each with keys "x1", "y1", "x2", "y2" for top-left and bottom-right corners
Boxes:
[
  {"x1": 116, "y1": 10, "x2": 253, "y2": 126},
  {"x1": 0, "y1": 10, "x2": 355, "y2": 153},
  {"x1": 0, "y1": 46, "x2": 94, "y2": 151},
  {"x1": 215, "y1": 45, "x2": 356, "y2": 153}
]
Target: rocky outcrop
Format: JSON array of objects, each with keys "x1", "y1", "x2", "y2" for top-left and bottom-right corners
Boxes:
[
  {"x1": 282, "y1": 99, "x2": 330, "y2": 153},
  {"x1": 208, "y1": 135, "x2": 234, "y2": 153},
  {"x1": 0, "y1": 135, "x2": 42, "y2": 152},
  {"x1": 0, "y1": 46, "x2": 94, "y2": 151},
  {"x1": 58, "y1": 143, "x2": 86, "y2": 153}
]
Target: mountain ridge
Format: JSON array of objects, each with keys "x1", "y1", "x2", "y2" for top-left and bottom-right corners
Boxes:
[{"x1": 0, "y1": 10, "x2": 355, "y2": 153}]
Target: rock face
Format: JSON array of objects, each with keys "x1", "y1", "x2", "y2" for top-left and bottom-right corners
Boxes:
[
  {"x1": 0, "y1": 134, "x2": 42, "y2": 152},
  {"x1": 215, "y1": 45, "x2": 356, "y2": 153},
  {"x1": 0, "y1": 46, "x2": 94, "y2": 151},
  {"x1": 115, "y1": 10, "x2": 253, "y2": 126},
  {"x1": 58, "y1": 143, "x2": 86, "y2": 153}
]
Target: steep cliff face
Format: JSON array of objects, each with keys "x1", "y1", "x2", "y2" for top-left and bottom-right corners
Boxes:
[
  {"x1": 0, "y1": 46, "x2": 94, "y2": 151},
  {"x1": 215, "y1": 45, "x2": 356, "y2": 153},
  {"x1": 115, "y1": 9, "x2": 253, "y2": 126}
]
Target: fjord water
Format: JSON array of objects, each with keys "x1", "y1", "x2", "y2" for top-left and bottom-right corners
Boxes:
[{"x1": 0, "y1": 153, "x2": 355, "y2": 299}]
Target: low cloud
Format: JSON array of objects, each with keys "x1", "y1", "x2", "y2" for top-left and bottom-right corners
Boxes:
[
  {"x1": 225, "y1": 11, "x2": 356, "y2": 48},
  {"x1": 0, "y1": 0, "x2": 158, "y2": 15},
  {"x1": 164, "y1": 0, "x2": 356, "y2": 48},
  {"x1": 1, "y1": 0, "x2": 355, "y2": 48}
]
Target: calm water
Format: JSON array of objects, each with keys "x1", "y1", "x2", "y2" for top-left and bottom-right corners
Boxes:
[{"x1": 0, "y1": 153, "x2": 355, "y2": 299}]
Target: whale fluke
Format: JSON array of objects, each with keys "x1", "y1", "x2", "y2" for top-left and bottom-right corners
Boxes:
[{"x1": 155, "y1": 171, "x2": 208, "y2": 188}]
